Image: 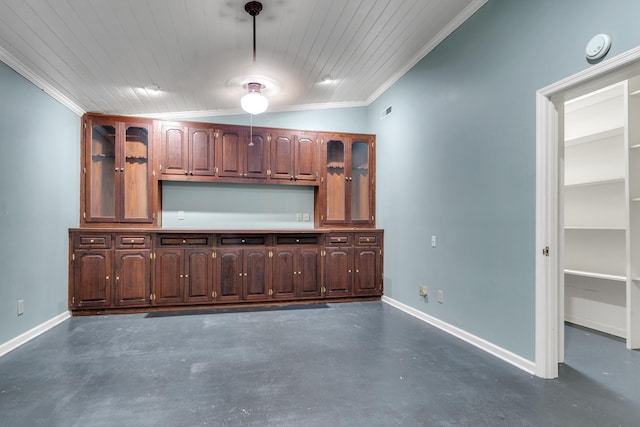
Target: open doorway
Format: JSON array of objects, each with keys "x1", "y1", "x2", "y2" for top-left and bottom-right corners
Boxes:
[{"x1": 535, "y1": 46, "x2": 640, "y2": 379}]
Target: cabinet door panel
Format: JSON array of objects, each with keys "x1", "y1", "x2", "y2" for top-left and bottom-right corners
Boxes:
[
  {"x1": 73, "y1": 250, "x2": 112, "y2": 308},
  {"x1": 185, "y1": 249, "x2": 213, "y2": 303},
  {"x1": 160, "y1": 124, "x2": 188, "y2": 175},
  {"x1": 325, "y1": 139, "x2": 348, "y2": 223},
  {"x1": 271, "y1": 134, "x2": 294, "y2": 180},
  {"x1": 353, "y1": 248, "x2": 380, "y2": 295},
  {"x1": 299, "y1": 247, "x2": 321, "y2": 298},
  {"x1": 218, "y1": 249, "x2": 243, "y2": 302},
  {"x1": 155, "y1": 249, "x2": 184, "y2": 304},
  {"x1": 114, "y1": 249, "x2": 150, "y2": 306},
  {"x1": 245, "y1": 249, "x2": 269, "y2": 300},
  {"x1": 273, "y1": 248, "x2": 295, "y2": 299},
  {"x1": 325, "y1": 247, "x2": 352, "y2": 297},
  {"x1": 190, "y1": 128, "x2": 216, "y2": 176},
  {"x1": 122, "y1": 123, "x2": 152, "y2": 222},
  {"x1": 295, "y1": 134, "x2": 317, "y2": 182},
  {"x1": 350, "y1": 140, "x2": 371, "y2": 223},
  {"x1": 218, "y1": 128, "x2": 243, "y2": 177},
  {"x1": 245, "y1": 131, "x2": 268, "y2": 179},
  {"x1": 86, "y1": 122, "x2": 117, "y2": 222}
]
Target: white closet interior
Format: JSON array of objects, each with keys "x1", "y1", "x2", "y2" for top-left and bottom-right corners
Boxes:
[{"x1": 564, "y1": 77, "x2": 640, "y2": 348}]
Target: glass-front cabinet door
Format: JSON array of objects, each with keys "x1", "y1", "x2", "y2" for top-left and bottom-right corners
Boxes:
[
  {"x1": 86, "y1": 121, "x2": 117, "y2": 222},
  {"x1": 321, "y1": 135, "x2": 375, "y2": 226},
  {"x1": 122, "y1": 123, "x2": 151, "y2": 222},
  {"x1": 351, "y1": 140, "x2": 370, "y2": 223},
  {"x1": 325, "y1": 138, "x2": 348, "y2": 223},
  {"x1": 83, "y1": 115, "x2": 153, "y2": 225}
]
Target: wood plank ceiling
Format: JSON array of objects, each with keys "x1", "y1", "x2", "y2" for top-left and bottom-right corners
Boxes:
[{"x1": 0, "y1": 0, "x2": 485, "y2": 117}]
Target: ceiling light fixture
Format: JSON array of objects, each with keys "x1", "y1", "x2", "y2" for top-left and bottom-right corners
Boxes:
[{"x1": 241, "y1": 1, "x2": 268, "y2": 115}]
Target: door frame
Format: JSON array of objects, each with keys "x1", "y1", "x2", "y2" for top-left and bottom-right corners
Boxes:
[{"x1": 535, "y1": 46, "x2": 640, "y2": 379}]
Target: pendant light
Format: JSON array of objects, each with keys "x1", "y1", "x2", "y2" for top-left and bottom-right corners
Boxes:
[{"x1": 241, "y1": 1, "x2": 268, "y2": 115}]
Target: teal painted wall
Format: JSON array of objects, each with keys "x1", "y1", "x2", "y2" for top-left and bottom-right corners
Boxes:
[
  {"x1": 0, "y1": 61, "x2": 80, "y2": 345},
  {"x1": 369, "y1": 0, "x2": 640, "y2": 360}
]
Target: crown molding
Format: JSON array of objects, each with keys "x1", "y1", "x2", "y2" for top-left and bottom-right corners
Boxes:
[
  {"x1": 366, "y1": 0, "x2": 488, "y2": 105},
  {"x1": 0, "y1": 46, "x2": 85, "y2": 117}
]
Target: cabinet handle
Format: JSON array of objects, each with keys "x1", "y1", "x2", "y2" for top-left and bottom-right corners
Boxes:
[
  {"x1": 90, "y1": 239, "x2": 95, "y2": 243},
  {"x1": 241, "y1": 239, "x2": 246, "y2": 243},
  {"x1": 180, "y1": 274, "x2": 184, "y2": 278},
  {"x1": 348, "y1": 270, "x2": 352, "y2": 273},
  {"x1": 106, "y1": 276, "x2": 110, "y2": 280},
  {"x1": 182, "y1": 240, "x2": 186, "y2": 244},
  {"x1": 298, "y1": 271, "x2": 302, "y2": 275},
  {"x1": 239, "y1": 273, "x2": 242, "y2": 277},
  {"x1": 130, "y1": 239, "x2": 135, "y2": 243},
  {"x1": 185, "y1": 274, "x2": 189, "y2": 278},
  {"x1": 244, "y1": 273, "x2": 247, "y2": 277},
  {"x1": 356, "y1": 270, "x2": 359, "y2": 273},
  {"x1": 293, "y1": 271, "x2": 297, "y2": 275},
  {"x1": 185, "y1": 171, "x2": 188, "y2": 175},
  {"x1": 296, "y1": 239, "x2": 300, "y2": 243},
  {"x1": 114, "y1": 168, "x2": 119, "y2": 172},
  {"x1": 116, "y1": 276, "x2": 119, "y2": 281},
  {"x1": 120, "y1": 167, "x2": 124, "y2": 172}
]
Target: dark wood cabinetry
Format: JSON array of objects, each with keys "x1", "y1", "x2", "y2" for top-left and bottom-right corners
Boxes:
[
  {"x1": 319, "y1": 135, "x2": 375, "y2": 227},
  {"x1": 273, "y1": 235, "x2": 322, "y2": 299},
  {"x1": 324, "y1": 232, "x2": 383, "y2": 298},
  {"x1": 217, "y1": 125, "x2": 269, "y2": 179},
  {"x1": 159, "y1": 122, "x2": 216, "y2": 178},
  {"x1": 70, "y1": 232, "x2": 151, "y2": 309},
  {"x1": 154, "y1": 234, "x2": 214, "y2": 305},
  {"x1": 269, "y1": 130, "x2": 318, "y2": 184},
  {"x1": 81, "y1": 115, "x2": 155, "y2": 226},
  {"x1": 217, "y1": 235, "x2": 271, "y2": 302}
]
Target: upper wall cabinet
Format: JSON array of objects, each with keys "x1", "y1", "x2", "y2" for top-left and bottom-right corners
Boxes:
[
  {"x1": 158, "y1": 121, "x2": 216, "y2": 179},
  {"x1": 217, "y1": 125, "x2": 269, "y2": 180},
  {"x1": 269, "y1": 130, "x2": 319, "y2": 184},
  {"x1": 81, "y1": 114, "x2": 156, "y2": 226},
  {"x1": 317, "y1": 134, "x2": 376, "y2": 227}
]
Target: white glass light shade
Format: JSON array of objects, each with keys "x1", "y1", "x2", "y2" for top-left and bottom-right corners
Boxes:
[{"x1": 241, "y1": 83, "x2": 268, "y2": 114}]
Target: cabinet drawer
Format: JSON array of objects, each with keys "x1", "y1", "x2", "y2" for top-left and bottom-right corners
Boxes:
[
  {"x1": 276, "y1": 235, "x2": 319, "y2": 245},
  {"x1": 157, "y1": 234, "x2": 212, "y2": 247},
  {"x1": 219, "y1": 235, "x2": 267, "y2": 246},
  {"x1": 75, "y1": 234, "x2": 112, "y2": 249},
  {"x1": 116, "y1": 234, "x2": 151, "y2": 248},
  {"x1": 356, "y1": 234, "x2": 380, "y2": 246},
  {"x1": 325, "y1": 234, "x2": 353, "y2": 246}
]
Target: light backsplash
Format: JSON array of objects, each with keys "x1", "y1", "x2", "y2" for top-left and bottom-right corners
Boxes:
[{"x1": 161, "y1": 181, "x2": 315, "y2": 229}]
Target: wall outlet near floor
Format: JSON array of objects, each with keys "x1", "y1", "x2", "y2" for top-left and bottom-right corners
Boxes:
[
  {"x1": 303, "y1": 212, "x2": 310, "y2": 221},
  {"x1": 437, "y1": 290, "x2": 444, "y2": 303},
  {"x1": 177, "y1": 210, "x2": 185, "y2": 220},
  {"x1": 296, "y1": 213, "x2": 303, "y2": 221},
  {"x1": 17, "y1": 300, "x2": 24, "y2": 316},
  {"x1": 418, "y1": 285, "x2": 428, "y2": 297}
]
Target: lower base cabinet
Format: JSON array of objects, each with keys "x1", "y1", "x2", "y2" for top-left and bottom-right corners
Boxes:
[{"x1": 69, "y1": 229, "x2": 382, "y2": 311}]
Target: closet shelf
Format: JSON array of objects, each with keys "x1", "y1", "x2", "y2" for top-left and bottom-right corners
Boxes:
[
  {"x1": 564, "y1": 126, "x2": 623, "y2": 147},
  {"x1": 564, "y1": 269, "x2": 626, "y2": 282},
  {"x1": 565, "y1": 177, "x2": 624, "y2": 188},
  {"x1": 564, "y1": 226, "x2": 625, "y2": 231}
]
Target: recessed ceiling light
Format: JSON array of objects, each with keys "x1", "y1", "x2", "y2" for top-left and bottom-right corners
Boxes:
[{"x1": 319, "y1": 75, "x2": 335, "y2": 84}]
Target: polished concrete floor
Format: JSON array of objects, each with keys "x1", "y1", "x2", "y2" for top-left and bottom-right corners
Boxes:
[{"x1": 0, "y1": 301, "x2": 639, "y2": 426}]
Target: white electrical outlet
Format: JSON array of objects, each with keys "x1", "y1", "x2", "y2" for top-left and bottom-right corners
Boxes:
[
  {"x1": 296, "y1": 213, "x2": 303, "y2": 221},
  {"x1": 178, "y1": 210, "x2": 185, "y2": 220},
  {"x1": 437, "y1": 290, "x2": 444, "y2": 303},
  {"x1": 17, "y1": 300, "x2": 24, "y2": 315},
  {"x1": 303, "y1": 212, "x2": 310, "y2": 221},
  {"x1": 418, "y1": 285, "x2": 428, "y2": 297},
  {"x1": 431, "y1": 236, "x2": 437, "y2": 248}
]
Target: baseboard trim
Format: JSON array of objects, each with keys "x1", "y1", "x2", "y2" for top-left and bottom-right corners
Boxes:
[
  {"x1": 382, "y1": 296, "x2": 536, "y2": 375},
  {"x1": 0, "y1": 311, "x2": 71, "y2": 358}
]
